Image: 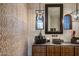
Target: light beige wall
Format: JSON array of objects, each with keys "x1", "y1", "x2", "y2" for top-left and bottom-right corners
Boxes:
[
  {"x1": 0, "y1": 4, "x2": 28, "y2": 56},
  {"x1": 27, "y1": 3, "x2": 79, "y2": 55}
]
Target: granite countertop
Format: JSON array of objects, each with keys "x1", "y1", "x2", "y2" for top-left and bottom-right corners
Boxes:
[{"x1": 33, "y1": 42, "x2": 79, "y2": 46}]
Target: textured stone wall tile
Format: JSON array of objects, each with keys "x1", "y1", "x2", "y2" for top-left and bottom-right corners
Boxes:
[{"x1": 0, "y1": 4, "x2": 28, "y2": 56}]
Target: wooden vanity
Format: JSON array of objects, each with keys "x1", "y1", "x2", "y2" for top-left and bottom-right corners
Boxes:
[{"x1": 32, "y1": 43, "x2": 79, "y2": 56}]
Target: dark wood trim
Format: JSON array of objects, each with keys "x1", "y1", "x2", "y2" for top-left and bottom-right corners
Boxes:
[{"x1": 45, "y1": 4, "x2": 63, "y2": 34}]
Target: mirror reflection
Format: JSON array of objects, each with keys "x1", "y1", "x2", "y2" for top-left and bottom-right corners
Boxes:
[{"x1": 48, "y1": 7, "x2": 60, "y2": 32}]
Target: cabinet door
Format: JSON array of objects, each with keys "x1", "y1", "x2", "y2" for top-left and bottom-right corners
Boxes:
[
  {"x1": 75, "y1": 46, "x2": 79, "y2": 56},
  {"x1": 47, "y1": 45, "x2": 54, "y2": 56},
  {"x1": 32, "y1": 45, "x2": 46, "y2": 56},
  {"x1": 54, "y1": 45, "x2": 61, "y2": 56},
  {"x1": 47, "y1": 45, "x2": 61, "y2": 56},
  {"x1": 61, "y1": 45, "x2": 74, "y2": 56}
]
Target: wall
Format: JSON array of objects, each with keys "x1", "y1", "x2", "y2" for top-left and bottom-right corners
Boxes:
[
  {"x1": 27, "y1": 3, "x2": 79, "y2": 56},
  {"x1": 0, "y1": 4, "x2": 28, "y2": 56}
]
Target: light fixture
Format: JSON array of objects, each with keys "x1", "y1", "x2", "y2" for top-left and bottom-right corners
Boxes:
[
  {"x1": 35, "y1": 3, "x2": 44, "y2": 36},
  {"x1": 64, "y1": 3, "x2": 79, "y2": 21},
  {"x1": 35, "y1": 3, "x2": 44, "y2": 30}
]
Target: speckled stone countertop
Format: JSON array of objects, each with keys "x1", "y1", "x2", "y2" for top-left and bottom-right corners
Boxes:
[{"x1": 33, "y1": 42, "x2": 79, "y2": 46}]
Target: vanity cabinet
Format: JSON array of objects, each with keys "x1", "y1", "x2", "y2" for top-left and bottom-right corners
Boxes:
[
  {"x1": 32, "y1": 45, "x2": 46, "y2": 56},
  {"x1": 75, "y1": 46, "x2": 79, "y2": 56},
  {"x1": 32, "y1": 44, "x2": 79, "y2": 56},
  {"x1": 61, "y1": 45, "x2": 74, "y2": 56}
]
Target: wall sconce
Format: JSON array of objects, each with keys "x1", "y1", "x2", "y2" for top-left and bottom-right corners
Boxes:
[
  {"x1": 35, "y1": 3, "x2": 44, "y2": 30},
  {"x1": 35, "y1": 3, "x2": 44, "y2": 36},
  {"x1": 34, "y1": 4, "x2": 46, "y2": 44},
  {"x1": 64, "y1": 3, "x2": 79, "y2": 21},
  {"x1": 71, "y1": 3, "x2": 79, "y2": 21}
]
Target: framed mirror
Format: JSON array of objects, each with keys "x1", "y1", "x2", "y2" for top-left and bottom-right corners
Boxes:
[{"x1": 45, "y1": 4, "x2": 63, "y2": 34}]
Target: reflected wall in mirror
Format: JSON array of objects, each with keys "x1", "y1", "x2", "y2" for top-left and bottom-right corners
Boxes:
[
  {"x1": 48, "y1": 7, "x2": 60, "y2": 32},
  {"x1": 45, "y1": 4, "x2": 63, "y2": 34}
]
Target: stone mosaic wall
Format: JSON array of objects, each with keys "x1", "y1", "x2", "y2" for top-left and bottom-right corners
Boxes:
[{"x1": 0, "y1": 4, "x2": 28, "y2": 56}]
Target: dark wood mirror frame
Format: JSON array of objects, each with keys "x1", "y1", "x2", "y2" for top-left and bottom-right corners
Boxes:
[{"x1": 45, "y1": 4, "x2": 63, "y2": 34}]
